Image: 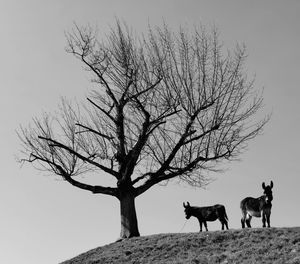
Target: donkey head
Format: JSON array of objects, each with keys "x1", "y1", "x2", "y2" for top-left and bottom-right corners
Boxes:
[
  {"x1": 183, "y1": 202, "x2": 192, "y2": 219},
  {"x1": 262, "y1": 181, "x2": 273, "y2": 203}
]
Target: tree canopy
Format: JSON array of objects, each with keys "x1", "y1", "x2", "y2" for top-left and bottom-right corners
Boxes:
[{"x1": 18, "y1": 21, "x2": 269, "y2": 238}]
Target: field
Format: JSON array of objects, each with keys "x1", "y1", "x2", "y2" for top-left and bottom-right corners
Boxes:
[{"x1": 61, "y1": 227, "x2": 300, "y2": 264}]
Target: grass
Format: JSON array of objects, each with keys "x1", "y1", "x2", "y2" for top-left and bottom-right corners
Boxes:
[{"x1": 61, "y1": 227, "x2": 300, "y2": 264}]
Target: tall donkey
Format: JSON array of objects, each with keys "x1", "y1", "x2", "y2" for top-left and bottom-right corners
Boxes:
[{"x1": 240, "y1": 181, "x2": 273, "y2": 228}]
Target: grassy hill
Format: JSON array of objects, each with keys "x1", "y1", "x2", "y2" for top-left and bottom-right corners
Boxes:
[{"x1": 61, "y1": 227, "x2": 300, "y2": 264}]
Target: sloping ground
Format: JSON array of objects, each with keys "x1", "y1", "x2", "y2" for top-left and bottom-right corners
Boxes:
[{"x1": 61, "y1": 227, "x2": 300, "y2": 264}]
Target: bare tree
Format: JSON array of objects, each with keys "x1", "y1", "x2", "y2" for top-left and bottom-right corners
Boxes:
[{"x1": 18, "y1": 21, "x2": 269, "y2": 238}]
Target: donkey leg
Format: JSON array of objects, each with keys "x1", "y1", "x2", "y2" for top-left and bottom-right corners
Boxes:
[
  {"x1": 241, "y1": 211, "x2": 246, "y2": 228},
  {"x1": 218, "y1": 217, "x2": 224, "y2": 230},
  {"x1": 262, "y1": 213, "x2": 266, "y2": 227},
  {"x1": 203, "y1": 221, "x2": 208, "y2": 231},
  {"x1": 224, "y1": 220, "x2": 229, "y2": 230},
  {"x1": 198, "y1": 220, "x2": 203, "y2": 232},
  {"x1": 246, "y1": 215, "x2": 252, "y2": 228},
  {"x1": 246, "y1": 220, "x2": 252, "y2": 228},
  {"x1": 241, "y1": 218, "x2": 245, "y2": 228},
  {"x1": 267, "y1": 215, "x2": 271, "y2": 227},
  {"x1": 266, "y1": 210, "x2": 271, "y2": 227},
  {"x1": 265, "y1": 208, "x2": 271, "y2": 227},
  {"x1": 220, "y1": 218, "x2": 228, "y2": 230}
]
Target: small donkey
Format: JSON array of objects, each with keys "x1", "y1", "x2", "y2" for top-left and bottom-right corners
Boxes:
[{"x1": 183, "y1": 202, "x2": 229, "y2": 232}]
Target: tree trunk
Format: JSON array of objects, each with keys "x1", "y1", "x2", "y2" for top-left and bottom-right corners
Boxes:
[{"x1": 119, "y1": 191, "x2": 140, "y2": 238}]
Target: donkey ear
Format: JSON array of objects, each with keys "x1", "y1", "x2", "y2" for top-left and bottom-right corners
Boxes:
[
  {"x1": 183, "y1": 202, "x2": 186, "y2": 208},
  {"x1": 270, "y1": 181, "x2": 273, "y2": 188},
  {"x1": 262, "y1": 182, "x2": 266, "y2": 189},
  {"x1": 187, "y1": 201, "x2": 190, "y2": 207}
]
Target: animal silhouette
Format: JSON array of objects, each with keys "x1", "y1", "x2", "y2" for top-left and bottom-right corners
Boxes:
[
  {"x1": 183, "y1": 202, "x2": 229, "y2": 231},
  {"x1": 240, "y1": 181, "x2": 273, "y2": 228}
]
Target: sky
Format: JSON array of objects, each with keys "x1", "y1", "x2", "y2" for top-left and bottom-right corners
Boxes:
[{"x1": 1, "y1": 0, "x2": 300, "y2": 263}]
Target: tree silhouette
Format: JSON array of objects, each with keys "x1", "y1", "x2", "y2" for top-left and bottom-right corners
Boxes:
[{"x1": 18, "y1": 21, "x2": 269, "y2": 238}]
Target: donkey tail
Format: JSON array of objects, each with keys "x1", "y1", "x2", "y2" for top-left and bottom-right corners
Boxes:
[{"x1": 224, "y1": 207, "x2": 229, "y2": 221}]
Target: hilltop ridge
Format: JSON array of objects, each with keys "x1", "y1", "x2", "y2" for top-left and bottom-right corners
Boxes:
[{"x1": 61, "y1": 227, "x2": 300, "y2": 264}]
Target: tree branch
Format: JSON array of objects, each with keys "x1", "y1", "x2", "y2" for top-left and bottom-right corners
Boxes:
[
  {"x1": 87, "y1": 98, "x2": 116, "y2": 122},
  {"x1": 127, "y1": 77, "x2": 162, "y2": 102},
  {"x1": 135, "y1": 150, "x2": 230, "y2": 196},
  {"x1": 38, "y1": 136, "x2": 120, "y2": 178},
  {"x1": 75, "y1": 123, "x2": 114, "y2": 140},
  {"x1": 26, "y1": 153, "x2": 118, "y2": 196},
  {"x1": 183, "y1": 123, "x2": 220, "y2": 145},
  {"x1": 62, "y1": 172, "x2": 118, "y2": 196}
]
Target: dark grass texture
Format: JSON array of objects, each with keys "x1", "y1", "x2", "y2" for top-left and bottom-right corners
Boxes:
[{"x1": 61, "y1": 227, "x2": 300, "y2": 264}]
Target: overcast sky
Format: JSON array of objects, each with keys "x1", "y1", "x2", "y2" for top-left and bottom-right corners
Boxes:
[{"x1": 1, "y1": 1, "x2": 300, "y2": 263}]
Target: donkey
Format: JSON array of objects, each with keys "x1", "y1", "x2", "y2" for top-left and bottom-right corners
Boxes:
[
  {"x1": 240, "y1": 181, "x2": 273, "y2": 228},
  {"x1": 183, "y1": 202, "x2": 229, "y2": 232}
]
